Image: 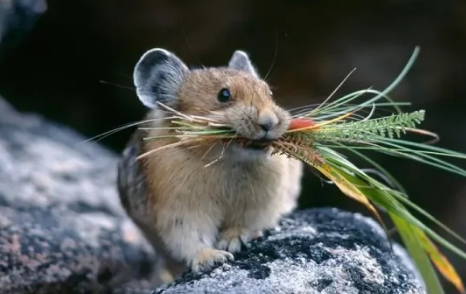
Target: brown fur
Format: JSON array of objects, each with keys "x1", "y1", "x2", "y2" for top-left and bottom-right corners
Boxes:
[
  {"x1": 118, "y1": 57, "x2": 304, "y2": 284},
  {"x1": 178, "y1": 69, "x2": 271, "y2": 115}
]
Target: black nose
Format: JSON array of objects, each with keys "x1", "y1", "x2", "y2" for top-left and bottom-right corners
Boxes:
[
  {"x1": 258, "y1": 112, "x2": 279, "y2": 132},
  {"x1": 259, "y1": 122, "x2": 274, "y2": 132}
]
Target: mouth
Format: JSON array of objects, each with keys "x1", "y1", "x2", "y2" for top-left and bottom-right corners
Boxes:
[{"x1": 236, "y1": 138, "x2": 272, "y2": 151}]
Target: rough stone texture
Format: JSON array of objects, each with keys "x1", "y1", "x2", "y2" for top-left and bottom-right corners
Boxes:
[
  {"x1": 0, "y1": 97, "x2": 157, "y2": 294},
  {"x1": 156, "y1": 209, "x2": 426, "y2": 294},
  {"x1": 0, "y1": 95, "x2": 426, "y2": 293}
]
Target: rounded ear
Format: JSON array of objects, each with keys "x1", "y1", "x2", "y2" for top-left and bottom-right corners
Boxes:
[
  {"x1": 133, "y1": 48, "x2": 189, "y2": 109},
  {"x1": 228, "y1": 50, "x2": 259, "y2": 78}
]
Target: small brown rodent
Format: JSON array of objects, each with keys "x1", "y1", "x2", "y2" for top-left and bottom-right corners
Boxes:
[{"x1": 117, "y1": 48, "x2": 303, "y2": 282}]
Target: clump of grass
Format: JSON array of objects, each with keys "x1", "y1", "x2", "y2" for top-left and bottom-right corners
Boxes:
[{"x1": 135, "y1": 47, "x2": 466, "y2": 294}]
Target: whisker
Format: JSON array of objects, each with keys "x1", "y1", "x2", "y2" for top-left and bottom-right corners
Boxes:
[
  {"x1": 79, "y1": 115, "x2": 177, "y2": 145},
  {"x1": 204, "y1": 142, "x2": 227, "y2": 168},
  {"x1": 156, "y1": 101, "x2": 193, "y2": 121},
  {"x1": 204, "y1": 134, "x2": 237, "y2": 167},
  {"x1": 167, "y1": 142, "x2": 204, "y2": 158},
  {"x1": 264, "y1": 31, "x2": 279, "y2": 81},
  {"x1": 99, "y1": 80, "x2": 136, "y2": 91},
  {"x1": 137, "y1": 137, "x2": 206, "y2": 160},
  {"x1": 201, "y1": 140, "x2": 220, "y2": 161},
  {"x1": 180, "y1": 17, "x2": 206, "y2": 69},
  {"x1": 138, "y1": 141, "x2": 205, "y2": 162}
]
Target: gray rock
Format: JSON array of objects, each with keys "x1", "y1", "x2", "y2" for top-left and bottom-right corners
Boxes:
[
  {"x1": 0, "y1": 96, "x2": 426, "y2": 293},
  {"x1": 0, "y1": 96, "x2": 157, "y2": 294},
  {"x1": 155, "y1": 208, "x2": 426, "y2": 294}
]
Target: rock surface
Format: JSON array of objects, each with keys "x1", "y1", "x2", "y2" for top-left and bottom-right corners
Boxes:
[
  {"x1": 0, "y1": 96, "x2": 425, "y2": 293},
  {"x1": 155, "y1": 209, "x2": 426, "y2": 294},
  {"x1": 0, "y1": 97, "x2": 157, "y2": 294}
]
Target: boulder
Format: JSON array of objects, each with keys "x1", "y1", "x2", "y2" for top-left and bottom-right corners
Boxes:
[
  {"x1": 155, "y1": 209, "x2": 426, "y2": 294},
  {"x1": 0, "y1": 96, "x2": 157, "y2": 294},
  {"x1": 0, "y1": 96, "x2": 425, "y2": 293}
]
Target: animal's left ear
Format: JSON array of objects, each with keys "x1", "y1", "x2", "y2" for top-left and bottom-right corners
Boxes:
[{"x1": 228, "y1": 50, "x2": 259, "y2": 78}]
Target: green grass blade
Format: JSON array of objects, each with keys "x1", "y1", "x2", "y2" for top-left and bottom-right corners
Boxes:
[
  {"x1": 311, "y1": 46, "x2": 419, "y2": 116},
  {"x1": 381, "y1": 137, "x2": 466, "y2": 158},
  {"x1": 372, "y1": 139, "x2": 466, "y2": 176},
  {"x1": 391, "y1": 213, "x2": 444, "y2": 294},
  {"x1": 389, "y1": 191, "x2": 466, "y2": 247},
  {"x1": 337, "y1": 143, "x2": 407, "y2": 194}
]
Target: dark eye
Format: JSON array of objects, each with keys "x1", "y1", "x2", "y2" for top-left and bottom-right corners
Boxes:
[{"x1": 217, "y1": 88, "x2": 231, "y2": 103}]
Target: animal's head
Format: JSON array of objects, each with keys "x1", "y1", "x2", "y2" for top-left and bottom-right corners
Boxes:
[{"x1": 133, "y1": 48, "x2": 291, "y2": 161}]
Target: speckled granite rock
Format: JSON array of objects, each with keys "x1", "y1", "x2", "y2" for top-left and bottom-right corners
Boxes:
[
  {"x1": 0, "y1": 97, "x2": 157, "y2": 294},
  {"x1": 155, "y1": 208, "x2": 426, "y2": 294}
]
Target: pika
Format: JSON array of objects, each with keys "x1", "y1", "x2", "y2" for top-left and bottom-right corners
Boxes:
[{"x1": 117, "y1": 48, "x2": 304, "y2": 281}]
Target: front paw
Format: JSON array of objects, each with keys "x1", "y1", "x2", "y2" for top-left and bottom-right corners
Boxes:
[
  {"x1": 216, "y1": 228, "x2": 263, "y2": 253},
  {"x1": 190, "y1": 248, "x2": 234, "y2": 273}
]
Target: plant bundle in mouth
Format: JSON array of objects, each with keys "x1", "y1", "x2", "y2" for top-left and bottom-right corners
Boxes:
[{"x1": 135, "y1": 47, "x2": 466, "y2": 294}]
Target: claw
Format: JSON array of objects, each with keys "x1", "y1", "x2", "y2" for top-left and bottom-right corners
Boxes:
[
  {"x1": 190, "y1": 248, "x2": 234, "y2": 272},
  {"x1": 216, "y1": 228, "x2": 263, "y2": 253}
]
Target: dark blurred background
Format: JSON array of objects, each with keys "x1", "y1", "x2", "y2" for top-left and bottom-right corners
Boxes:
[{"x1": 1, "y1": 0, "x2": 466, "y2": 292}]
